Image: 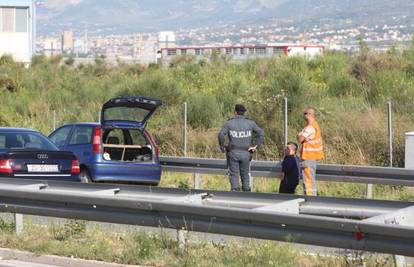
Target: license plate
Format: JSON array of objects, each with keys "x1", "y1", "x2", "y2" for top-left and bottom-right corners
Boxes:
[{"x1": 27, "y1": 164, "x2": 59, "y2": 173}]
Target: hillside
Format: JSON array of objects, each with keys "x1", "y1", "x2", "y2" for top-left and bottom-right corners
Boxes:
[{"x1": 36, "y1": 0, "x2": 414, "y2": 34}]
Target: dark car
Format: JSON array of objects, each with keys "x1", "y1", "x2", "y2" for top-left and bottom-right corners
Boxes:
[
  {"x1": 0, "y1": 128, "x2": 80, "y2": 181},
  {"x1": 48, "y1": 96, "x2": 162, "y2": 185}
]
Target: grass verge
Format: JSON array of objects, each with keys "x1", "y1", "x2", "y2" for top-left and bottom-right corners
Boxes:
[{"x1": 0, "y1": 219, "x2": 401, "y2": 267}]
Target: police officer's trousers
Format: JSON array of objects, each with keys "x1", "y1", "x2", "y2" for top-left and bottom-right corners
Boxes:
[{"x1": 227, "y1": 150, "x2": 252, "y2": 191}]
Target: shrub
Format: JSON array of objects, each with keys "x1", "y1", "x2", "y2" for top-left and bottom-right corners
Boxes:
[
  {"x1": 187, "y1": 92, "x2": 221, "y2": 129},
  {"x1": 117, "y1": 70, "x2": 182, "y2": 106},
  {"x1": 0, "y1": 54, "x2": 15, "y2": 66},
  {"x1": 327, "y1": 72, "x2": 361, "y2": 97},
  {"x1": 51, "y1": 220, "x2": 86, "y2": 241}
]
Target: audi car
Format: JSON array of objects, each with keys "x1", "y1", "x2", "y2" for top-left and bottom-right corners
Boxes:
[
  {"x1": 0, "y1": 128, "x2": 80, "y2": 181},
  {"x1": 48, "y1": 96, "x2": 162, "y2": 185}
]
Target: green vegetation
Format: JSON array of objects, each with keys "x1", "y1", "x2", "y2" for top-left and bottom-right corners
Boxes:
[
  {"x1": 0, "y1": 221, "x2": 398, "y2": 267},
  {"x1": 2, "y1": 42, "x2": 414, "y2": 200},
  {"x1": 2, "y1": 43, "x2": 414, "y2": 167},
  {"x1": 2, "y1": 46, "x2": 414, "y2": 264}
]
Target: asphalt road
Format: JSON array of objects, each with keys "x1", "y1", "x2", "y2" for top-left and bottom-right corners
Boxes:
[
  {"x1": 0, "y1": 260, "x2": 57, "y2": 267},
  {"x1": 0, "y1": 248, "x2": 142, "y2": 267}
]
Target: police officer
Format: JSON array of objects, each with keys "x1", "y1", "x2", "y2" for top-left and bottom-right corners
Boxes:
[{"x1": 218, "y1": 104, "x2": 264, "y2": 192}]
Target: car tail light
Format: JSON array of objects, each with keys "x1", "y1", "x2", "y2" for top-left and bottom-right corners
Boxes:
[
  {"x1": 71, "y1": 160, "x2": 80, "y2": 174},
  {"x1": 144, "y1": 130, "x2": 160, "y2": 156},
  {"x1": 0, "y1": 159, "x2": 13, "y2": 174},
  {"x1": 92, "y1": 127, "x2": 102, "y2": 154}
]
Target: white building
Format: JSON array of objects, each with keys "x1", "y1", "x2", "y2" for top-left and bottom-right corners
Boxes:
[
  {"x1": 74, "y1": 38, "x2": 88, "y2": 56},
  {"x1": 158, "y1": 31, "x2": 176, "y2": 49},
  {"x1": 0, "y1": 0, "x2": 36, "y2": 64},
  {"x1": 160, "y1": 44, "x2": 324, "y2": 65},
  {"x1": 133, "y1": 34, "x2": 158, "y2": 64}
]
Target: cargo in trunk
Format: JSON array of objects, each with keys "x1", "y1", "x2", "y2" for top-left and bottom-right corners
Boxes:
[{"x1": 102, "y1": 128, "x2": 153, "y2": 162}]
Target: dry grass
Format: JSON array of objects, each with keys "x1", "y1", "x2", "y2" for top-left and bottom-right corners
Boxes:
[{"x1": 0, "y1": 221, "x2": 401, "y2": 267}]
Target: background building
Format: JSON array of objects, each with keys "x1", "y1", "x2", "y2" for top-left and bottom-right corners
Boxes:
[
  {"x1": 61, "y1": 30, "x2": 74, "y2": 54},
  {"x1": 158, "y1": 31, "x2": 176, "y2": 49},
  {"x1": 0, "y1": 0, "x2": 36, "y2": 64},
  {"x1": 41, "y1": 37, "x2": 61, "y2": 57},
  {"x1": 160, "y1": 44, "x2": 324, "y2": 65}
]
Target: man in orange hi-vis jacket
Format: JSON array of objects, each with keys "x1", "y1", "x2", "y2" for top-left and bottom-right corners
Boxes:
[{"x1": 297, "y1": 107, "x2": 324, "y2": 196}]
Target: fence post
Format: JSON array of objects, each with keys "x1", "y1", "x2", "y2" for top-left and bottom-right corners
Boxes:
[
  {"x1": 194, "y1": 173, "x2": 201, "y2": 189},
  {"x1": 183, "y1": 102, "x2": 187, "y2": 157},
  {"x1": 284, "y1": 97, "x2": 288, "y2": 146},
  {"x1": 53, "y1": 110, "x2": 56, "y2": 130},
  {"x1": 388, "y1": 101, "x2": 393, "y2": 167}
]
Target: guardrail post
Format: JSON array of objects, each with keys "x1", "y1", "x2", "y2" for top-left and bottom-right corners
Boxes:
[
  {"x1": 250, "y1": 175, "x2": 254, "y2": 192},
  {"x1": 366, "y1": 184, "x2": 373, "y2": 199},
  {"x1": 394, "y1": 255, "x2": 407, "y2": 267},
  {"x1": 193, "y1": 173, "x2": 201, "y2": 189},
  {"x1": 14, "y1": 213, "x2": 23, "y2": 234},
  {"x1": 177, "y1": 229, "x2": 186, "y2": 254}
]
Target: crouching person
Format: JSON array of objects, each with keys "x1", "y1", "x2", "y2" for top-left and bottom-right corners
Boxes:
[{"x1": 278, "y1": 142, "x2": 300, "y2": 194}]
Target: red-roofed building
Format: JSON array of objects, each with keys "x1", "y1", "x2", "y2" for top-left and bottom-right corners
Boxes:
[{"x1": 159, "y1": 44, "x2": 324, "y2": 65}]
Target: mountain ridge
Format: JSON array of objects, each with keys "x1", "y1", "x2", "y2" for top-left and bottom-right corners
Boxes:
[{"x1": 36, "y1": 0, "x2": 414, "y2": 34}]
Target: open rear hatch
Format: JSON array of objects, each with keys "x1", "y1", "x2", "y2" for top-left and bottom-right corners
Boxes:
[
  {"x1": 100, "y1": 97, "x2": 162, "y2": 163},
  {"x1": 101, "y1": 96, "x2": 162, "y2": 129}
]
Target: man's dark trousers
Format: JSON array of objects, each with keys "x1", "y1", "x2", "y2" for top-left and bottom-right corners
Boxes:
[{"x1": 228, "y1": 150, "x2": 252, "y2": 191}]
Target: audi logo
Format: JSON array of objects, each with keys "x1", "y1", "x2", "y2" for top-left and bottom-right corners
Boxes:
[{"x1": 37, "y1": 154, "x2": 48, "y2": 159}]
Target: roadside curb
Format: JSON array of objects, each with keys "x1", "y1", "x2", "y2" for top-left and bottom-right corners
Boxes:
[{"x1": 0, "y1": 248, "x2": 144, "y2": 267}]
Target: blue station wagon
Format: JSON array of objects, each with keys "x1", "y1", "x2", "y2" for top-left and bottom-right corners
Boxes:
[{"x1": 48, "y1": 96, "x2": 162, "y2": 185}]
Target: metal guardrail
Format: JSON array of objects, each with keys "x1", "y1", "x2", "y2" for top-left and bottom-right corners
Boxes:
[
  {"x1": 0, "y1": 178, "x2": 413, "y2": 256},
  {"x1": 160, "y1": 156, "x2": 414, "y2": 186}
]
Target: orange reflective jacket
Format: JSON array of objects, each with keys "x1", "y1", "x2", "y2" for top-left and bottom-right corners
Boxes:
[{"x1": 301, "y1": 120, "x2": 324, "y2": 160}]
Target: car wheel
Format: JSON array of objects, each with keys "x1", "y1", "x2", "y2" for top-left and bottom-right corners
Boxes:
[{"x1": 80, "y1": 168, "x2": 92, "y2": 183}]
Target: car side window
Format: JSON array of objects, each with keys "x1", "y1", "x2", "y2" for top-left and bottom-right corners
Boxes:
[
  {"x1": 129, "y1": 130, "x2": 149, "y2": 146},
  {"x1": 69, "y1": 126, "x2": 93, "y2": 145},
  {"x1": 49, "y1": 126, "x2": 72, "y2": 147}
]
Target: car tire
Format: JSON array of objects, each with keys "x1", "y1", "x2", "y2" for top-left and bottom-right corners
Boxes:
[{"x1": 80, "y1": 168, "x2": 92, "y2": 183}]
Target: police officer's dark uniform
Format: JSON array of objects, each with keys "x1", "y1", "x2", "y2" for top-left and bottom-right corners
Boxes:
[{"x1": 218, "y1": 104, "x2": 264, "y2": 191}]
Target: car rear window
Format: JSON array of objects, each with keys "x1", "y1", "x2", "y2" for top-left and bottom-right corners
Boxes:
[
  {"x1": 0, "y1": 132, "x2": 58, "y2": 151},
  {"x1": 103, "y1": 107, "x2": 150, "y2": 123}
]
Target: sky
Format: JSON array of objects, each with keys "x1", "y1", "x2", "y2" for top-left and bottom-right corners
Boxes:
[
  {"x1": 41, "y1": 0, "x2": 82, "y2": 9},
  {"x1": 41, "y1": 0, "x2": 289, "y2": 10}
]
